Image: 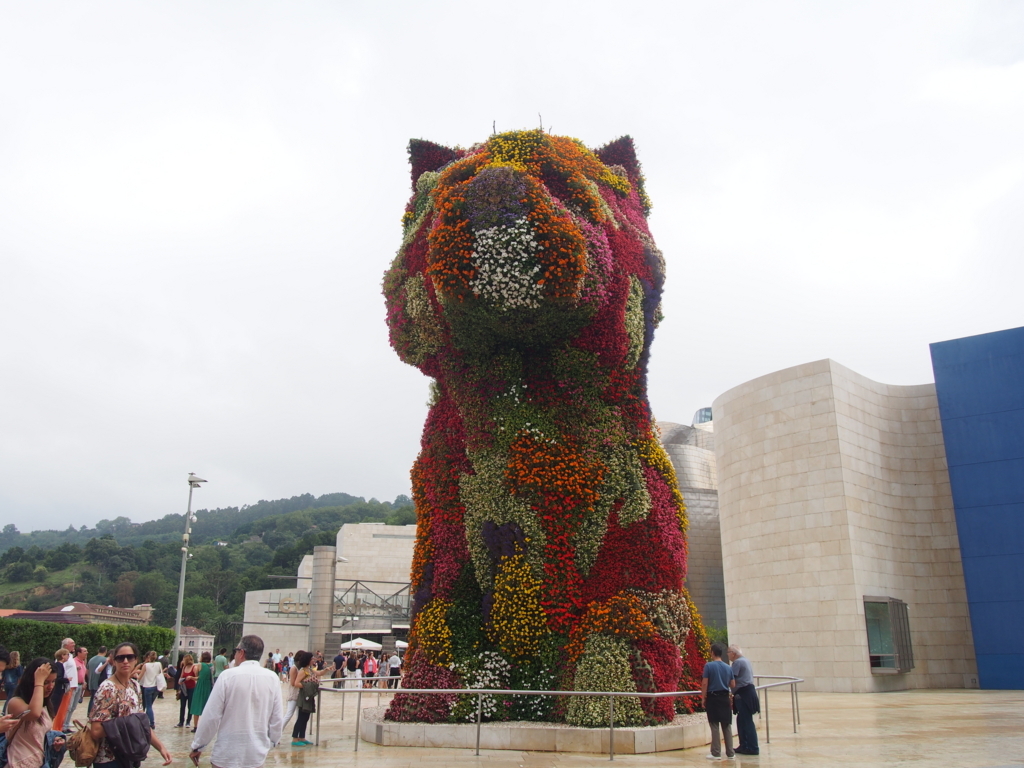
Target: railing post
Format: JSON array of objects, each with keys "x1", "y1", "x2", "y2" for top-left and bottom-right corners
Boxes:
[
  {"x1": 315, "y1": 687, "x2": 321, "y2": 746},
  {"x1": 764, "y1": 685, "x2": 770, "y2": 744},
  {"x1": 608, "y1": 696, "x2": 615, "y2": 761},
  {"x1": 354, "y1": 689, "x2": 362, "y2": 752},
  {"x1": 791, "y1": 682, "x2": 797, "y2": 734},
  {"x1": 795, "y1": 681, "x2": 801, "y2": 725},
  {"x1": 475, "y1": 692, "x2": 483, "y2": 756}
]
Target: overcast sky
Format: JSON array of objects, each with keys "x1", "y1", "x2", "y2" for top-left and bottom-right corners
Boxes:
[{"x1": 2, "y1": 1, "x2": 1021, "y2": 531}]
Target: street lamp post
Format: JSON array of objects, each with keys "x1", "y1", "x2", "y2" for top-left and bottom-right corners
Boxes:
[{"x1": 172, "y1": 473, "x2": 206, "y2": 665}]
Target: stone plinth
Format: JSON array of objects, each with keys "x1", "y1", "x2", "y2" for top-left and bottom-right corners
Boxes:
[{"x1": 359, "y1": 707, "x2": 709, "y2": 753}]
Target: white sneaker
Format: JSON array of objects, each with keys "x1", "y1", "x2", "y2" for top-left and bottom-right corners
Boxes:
[
  {"x1": 706, "y1": 755, "x2": 722, "y2": 761},
  {"x1": 726, "y1": 755, "x2": 736, "y2": 760}
]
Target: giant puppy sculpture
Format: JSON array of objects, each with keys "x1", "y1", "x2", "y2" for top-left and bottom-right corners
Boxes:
[{"x1": 384, "y1": 130, "x2": 708, "y2": 726}]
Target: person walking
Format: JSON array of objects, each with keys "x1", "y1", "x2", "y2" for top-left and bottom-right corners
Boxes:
[
  {"x1": 89, "y1": 642, "x2": 172, "y2": 768},
  {"x1": 361, "y1": 652, "x2": 377, "y2": 688},
  {"x1": 175, "y1": 654, "x2": 196, "y2": 728},
  {"x1": 288, "y1": 652, "x2": 316, "y2": 747},
  {"x1": 188, "y1": 652, "x2": 214, "y2": 732},
  {"x1": 70, "y1": 646, "x2": 88, "y2": 722},
  {"x1": 189, "y1": 636, "x2": 284, "y2": 768},
  {"x1": 50, "y1": 639, "x2": 77, "y2": 723},
  {"x1": 2, "y1": 651, "x2": 23, "y2": 715},
  {"x1": 136, "y1": 651, "x2": 164, "y2": 728},
  {"x1": 701, "y1": 642, "x2": 736, "y2": 761},
  {"x1": 727, "y1": 645, "x2": 760, "y2": 755},
  {"x1": 86, "y1": 647, "x2": 109, "y2": 715}
]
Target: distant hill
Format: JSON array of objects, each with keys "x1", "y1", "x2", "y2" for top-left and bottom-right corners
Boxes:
[
  {"x1": 0, "y1": 492, "x2": 416, "y2": 644},
  {"x1": 0, "y1": 491, "x2": 413, "y2": 553}
]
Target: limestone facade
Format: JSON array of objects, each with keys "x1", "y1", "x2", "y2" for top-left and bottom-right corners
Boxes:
[
  {"x1": 713, "y1": 359, "x2": 977, "y2": 692},
  {"x1": 659, "y1": 419, "x2": 727, "y2": 628},
  {"x1": 244, "y1": 522, "x2": 416, "y2": 654}
]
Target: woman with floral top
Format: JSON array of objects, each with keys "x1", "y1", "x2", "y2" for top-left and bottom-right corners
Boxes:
[{"x1": 89, "y1": 642, "x2": 172, "y2": 768}]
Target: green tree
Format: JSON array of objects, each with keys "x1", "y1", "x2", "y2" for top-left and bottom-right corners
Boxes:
[
  {"x1": 114, "y1": 571, "x2": 138, "y2": 607},
  {"x1": 181, "y1": 596, "x2": 217, "y2": 628},
  {"x1": 133, "y1": 572, "x2": 170, "y2": 605},
  {"x1": 8, "y1": 561, "x2": 34, "y2": 581}
]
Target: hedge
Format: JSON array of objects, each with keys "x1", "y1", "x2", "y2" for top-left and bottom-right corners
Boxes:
[{"x1": 0, "y1": 618, "x2": 176, "y2": 661}]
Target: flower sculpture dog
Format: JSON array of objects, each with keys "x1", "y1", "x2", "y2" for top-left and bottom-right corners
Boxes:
[{"x1": 383, "y1": 130, "x2": 708, "y2": 726}]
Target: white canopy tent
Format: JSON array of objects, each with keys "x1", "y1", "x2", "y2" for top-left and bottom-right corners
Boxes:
[
  {"x1": 395, "y1": 640, "x2": 408, "y2": 649},
  {"x1": 339, "y1": 637, "x2": 383, "y2": 650}
]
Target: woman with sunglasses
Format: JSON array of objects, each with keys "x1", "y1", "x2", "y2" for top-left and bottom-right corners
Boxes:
[{"x1": 89, "y1": 643, "x2": 172, "y2": 768}]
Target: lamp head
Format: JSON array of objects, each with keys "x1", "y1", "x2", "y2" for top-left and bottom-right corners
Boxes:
[{"x1": 188, "y1": 473, "x2": 207, "y2": 488}]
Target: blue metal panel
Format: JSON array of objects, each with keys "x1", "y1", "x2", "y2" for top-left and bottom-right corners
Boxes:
[{"x1": 931, "y1": 325, "x2": 1024, "y2": 690}]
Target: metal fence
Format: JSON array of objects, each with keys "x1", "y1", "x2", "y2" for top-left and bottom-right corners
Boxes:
[{"x1": 312, "y1": 673, "x2": 803, "y2": 760}]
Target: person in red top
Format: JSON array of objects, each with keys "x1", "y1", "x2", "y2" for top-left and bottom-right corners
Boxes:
[{"x1": 361, "y1": 652, "x2": 377, "y2": 688}]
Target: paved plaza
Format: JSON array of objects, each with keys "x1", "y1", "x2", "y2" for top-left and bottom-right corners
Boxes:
[{"x1": 147, "y1": 685, "x2": 1024, "y2": 768}]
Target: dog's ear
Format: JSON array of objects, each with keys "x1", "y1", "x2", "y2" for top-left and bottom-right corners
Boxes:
[
  {"x1": 595, "y1": 136, "x2": 641, "y2": 183},
  {"x1": 408, "y1": 139, "x2": 458, "y2": 189}
]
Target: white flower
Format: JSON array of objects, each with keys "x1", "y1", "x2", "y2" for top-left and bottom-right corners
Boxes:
[{"x1": 469, "y1": 217, "x2": 544, "y2": 310}]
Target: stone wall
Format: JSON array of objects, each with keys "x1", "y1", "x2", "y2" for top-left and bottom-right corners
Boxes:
[
  {"x1": 713, "y1": 359, "x2": 976, "y2": 692},
  {"x1": 660, "y1": 421, "x2": 727, "y2": 627}
]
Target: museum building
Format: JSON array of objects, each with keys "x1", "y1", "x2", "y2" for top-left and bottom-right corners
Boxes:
[
  {"x1": 712, "y1": 325, "x2": 1024, "y2": 692},
  {"x1": 241, "y1": 326, "x2": 1023, "y2": 692}
]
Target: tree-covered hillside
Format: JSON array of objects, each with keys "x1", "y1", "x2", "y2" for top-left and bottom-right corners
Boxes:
[{"x1": 0, "y1": 492, "x2": 415, "y2": 647}]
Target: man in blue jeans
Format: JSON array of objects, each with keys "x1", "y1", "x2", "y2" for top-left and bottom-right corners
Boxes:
[
  {"x1": 728, "y1": 645, "x2": 760, "y2": 755},
  {"x1": 701, "y1": 642, "x2": 736, "y2": 760}
]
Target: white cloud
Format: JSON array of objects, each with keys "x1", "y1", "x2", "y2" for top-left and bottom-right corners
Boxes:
[
  {"x1": 25, "y1": 117, "x2": 305, "y2": 233},
  {"x1": 919, "y1": 61, "x2": 1024, "y2": 110}
]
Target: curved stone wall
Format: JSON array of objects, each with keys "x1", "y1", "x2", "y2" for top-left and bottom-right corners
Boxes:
[
  {"x1": 659, "y1": 420, "x2": 726, "y2": 627},
  {"x1": 713, "y1": 359, "x2": 976, "y2": 692}
]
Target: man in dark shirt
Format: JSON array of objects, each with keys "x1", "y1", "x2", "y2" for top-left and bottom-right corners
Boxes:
[
  {"x1": 701, "y1": 642, "x2": 736, "y2": 760},
  {"x1": 332, "y1": 652, "x2": 345, "y2": 689}
]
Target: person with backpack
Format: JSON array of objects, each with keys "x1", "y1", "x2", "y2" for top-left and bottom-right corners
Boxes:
[
  {"x1": 88, "y1": 642, "x2": 172, "y2": 768},
  {"x1": 288, "y1": 651, "x2": 317, "y2": 747}
]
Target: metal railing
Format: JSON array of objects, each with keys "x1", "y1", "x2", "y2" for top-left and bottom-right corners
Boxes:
[{"x1": 311, "y1": 673, "x2": 803, "y2": 760}]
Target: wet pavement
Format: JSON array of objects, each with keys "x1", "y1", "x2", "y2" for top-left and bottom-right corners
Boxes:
[{"x1": 144, "y1": 683, "x2": 1024, "y2": 767}]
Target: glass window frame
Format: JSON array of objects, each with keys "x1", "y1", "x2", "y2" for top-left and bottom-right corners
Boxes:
[{"x1": 863, "y1": 596, "x2": 915, "y2": 674}]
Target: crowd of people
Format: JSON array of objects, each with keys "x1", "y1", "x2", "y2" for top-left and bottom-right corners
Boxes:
[
  {"x1": 0, "y1": 638, "x2": 408, "y2": 765},
  {"x1": 4, "y1": 636, "x2": 763, "y2": 765}
]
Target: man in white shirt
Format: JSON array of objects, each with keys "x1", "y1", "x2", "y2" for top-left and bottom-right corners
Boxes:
[
  {"x1": 61, "y1": 638, "x2": 80, "y2": 721},
  {"x1": 190, "y1": 635, "x2": 284, "y2": 768}
]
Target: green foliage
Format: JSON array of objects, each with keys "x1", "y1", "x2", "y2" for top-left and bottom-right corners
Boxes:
[
  {"x1": 0, "y1": 617, "x2": 175, "y2": 661},
  {"x1": 7, "y1": 561, "x2": 34, "y2": 582},
  {"x1": 0, "y1": 491, "x2": 416, "y2": 646},
  {"x1": 704, "y1": 622, "x2": 728, "y2": 648}
]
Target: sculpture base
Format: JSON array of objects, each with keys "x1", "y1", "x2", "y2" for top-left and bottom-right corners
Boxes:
[{"x1": 360, "y1": 707, "x2": 710, "y2": 753}]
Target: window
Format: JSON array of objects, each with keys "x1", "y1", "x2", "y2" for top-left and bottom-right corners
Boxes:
[
  {"x1": 864, "y1": 597, "x2": 914, "y2": 674},
  {"x1": 692, "y1": 407, "x2": 713, "y2": 425}
]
